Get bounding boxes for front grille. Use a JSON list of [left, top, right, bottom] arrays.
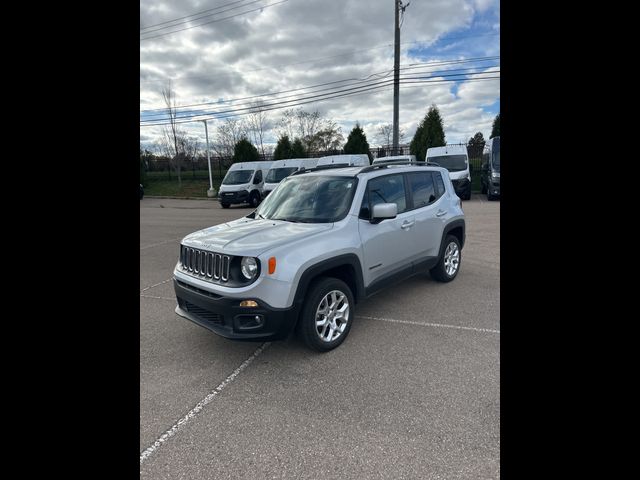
[[180, 246, 231, 283], [181, 300, 224, 325]]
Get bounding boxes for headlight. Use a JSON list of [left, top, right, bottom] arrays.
[[240, 257, 258, 280], [491, 172, 500, 178]]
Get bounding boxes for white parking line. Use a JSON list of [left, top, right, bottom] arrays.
[[140, 278, 172, 293], [140, 238, 182, 251], [140, 294, 175, 301], [140, 342, 271, 466], [357, 315, 500, 334]]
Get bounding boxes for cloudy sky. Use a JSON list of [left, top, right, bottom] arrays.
[[140, 0, 500, 151]]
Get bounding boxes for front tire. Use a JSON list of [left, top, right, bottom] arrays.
[[249, 191, 260, 208], [297, 277, 354, 352], [430, 235, 462, 282], [221, 202, 230, 209]]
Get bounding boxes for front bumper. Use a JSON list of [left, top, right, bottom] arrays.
[[174, 278, 299, 341], [489, 178, 500, 196], [218, 190, 249, 205], [451, 178, 471, 197]]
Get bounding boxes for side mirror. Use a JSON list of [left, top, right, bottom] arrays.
[[371, 203, 397, 224]]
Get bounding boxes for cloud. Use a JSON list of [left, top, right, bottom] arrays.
[[140, 0, 500, 149]]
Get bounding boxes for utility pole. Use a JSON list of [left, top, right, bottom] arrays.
[[393, 0, 409, 155], [202, 119, 215, 197]]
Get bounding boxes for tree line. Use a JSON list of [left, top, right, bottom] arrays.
[[144, 84, 501, 177]]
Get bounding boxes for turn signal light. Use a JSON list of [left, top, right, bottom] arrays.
[[268, 257, 276, 274], [240, 300, 258, 307]]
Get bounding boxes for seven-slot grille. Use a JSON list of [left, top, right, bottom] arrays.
[[180, 245, 231, 282]]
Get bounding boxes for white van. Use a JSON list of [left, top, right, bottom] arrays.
[[425, 145, 471, 200], [316, 154, 370, 168], [371, 154, 416, 165], [218, 161, 273, 208], [262, 158, 319, 199]]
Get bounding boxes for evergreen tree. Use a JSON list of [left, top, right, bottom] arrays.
[[410, 104, 446, 161], [232, 137, 259, 163], [467, 131, 486, 159], [490, 112, 500, 138], [291, 137, 307, 157], [343, 123, 371, 160], [273, 135, 293, 160]]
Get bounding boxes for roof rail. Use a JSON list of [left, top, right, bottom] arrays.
[[357, 160, 441, 174], [290, 164, 352, 175]]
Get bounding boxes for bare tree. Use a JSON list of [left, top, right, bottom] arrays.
[[246, 102, 270, 158], [162, 83, 182, 187], [277, 108, 342, 154], [212, 118, 248, 169], [377, 123, 405, 148], [309, 120, 344, 152]]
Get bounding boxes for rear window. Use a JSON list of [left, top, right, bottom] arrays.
[[433, 172, 446, 198], [409, 172, 436, 208]]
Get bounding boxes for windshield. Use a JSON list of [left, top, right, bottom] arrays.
[[265, 167, 298, 183], [222, 170, 254, 185], [255, 175, 357, 223], [492, 138, 500, 172], [428, 155, 468, 172]]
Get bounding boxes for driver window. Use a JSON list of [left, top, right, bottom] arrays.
[[366, 174, 407, 215]]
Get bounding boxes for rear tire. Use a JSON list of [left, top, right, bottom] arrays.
[[430, 235, 462, 282], [297, 277, 354, 352], [462, 190, 471, 201], [481, 182, 487, 194]]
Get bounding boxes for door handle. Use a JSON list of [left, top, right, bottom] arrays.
[[436, 210, 447, 217], [401, 220, 415, 229]]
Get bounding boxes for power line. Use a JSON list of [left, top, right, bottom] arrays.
[[140, 56, 500, 113], [140, 73, 499, 126], [141, 76, 499, 127], [140, 0, 290, 41], [141, 0, 255, 31], [141, 65, 499, 119], [140, 0, 265, 35]]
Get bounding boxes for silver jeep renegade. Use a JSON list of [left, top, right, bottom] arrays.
[[174, 163, 465, 351]]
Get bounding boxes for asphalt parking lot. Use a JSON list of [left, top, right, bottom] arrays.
[[140, 194, 500, 479]]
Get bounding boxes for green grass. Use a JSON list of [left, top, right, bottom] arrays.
[[471, 172, 482, 193], [144, 178, 222, 197]]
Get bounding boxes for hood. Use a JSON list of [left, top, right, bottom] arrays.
[[219, 183, 250, 192], [182, 218, 333, 256], [449, 170, 469, 180]]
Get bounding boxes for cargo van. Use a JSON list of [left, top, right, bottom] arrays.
[[371, 154, 416, 165], [262, 158, 320, 199], [316, 154, 370, 168], [425, 145, 471, 200], [218, 161, 273, 208], [481, 136, 500, 200]]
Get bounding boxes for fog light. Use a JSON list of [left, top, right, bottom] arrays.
[[240, 300, 258, 307], [235, 314, 264, 330]]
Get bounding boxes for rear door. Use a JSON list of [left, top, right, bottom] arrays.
[[358, 173, 415, 287], [407, 171, 447, 260]]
